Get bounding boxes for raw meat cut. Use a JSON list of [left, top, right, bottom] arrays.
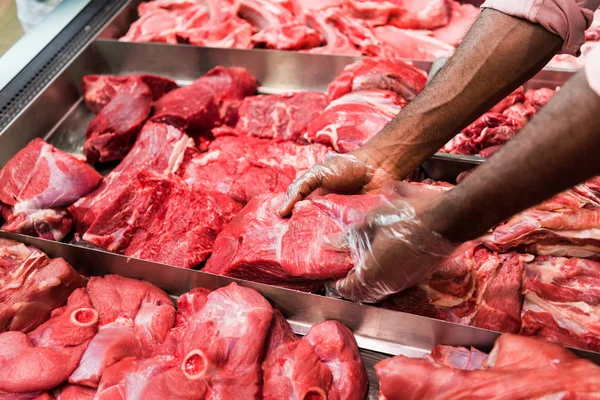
[[95, 283, 274, 400], [69, 275, 176, 387], [238, 0, 294, 30], [0, 288, 98, 393], [120, 5, 210, 44], [441, 88, 556, 156], [0, 239, 86, 333], [69, 121, 194, 235], [376, 334, 600, 400], [431, 1, 479, 46], [520, 256, 600, 352], [305, 9, 362, 56], [251, 22, 322, 50], [1, 207, 73, 242], [204, 193, 381, 292], [426, 345, 488, 370], [0, 139, 102, 213], [327, 58, 428, 101], [176, 16, 254, 49], [84, 78, 153, 164], [233, 92, 328, 141], [263, 314, 368, 400], [81, 74, 177, 113], [54, 385, 96, 400], [382, 245, 529, 333], [152, 66, 257, 133], [81, 171, 241, 268], [306, 89, 405, 153], [179, 134, 329, 204], [373, 26, 455, 60], [344, 0, 403, 26], [390, 0, 452, 30], [0, 138, 101, 240]]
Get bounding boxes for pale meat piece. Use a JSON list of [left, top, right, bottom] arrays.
[[389, 0, 452, 30], [431, 1, 479, 46], [238, 0, 295, 30], [327, 58, 428, 101], [305, 9, 362, 56], [251, 22, 322, 50], [54, 385, 96, 400], [376, 334, 600, 400], [0, 289, 98, 393], [0, 239, 86, 333], [306, 89, 405, 153], [373, 25, 455, 60], [177, 16, 254, 49]]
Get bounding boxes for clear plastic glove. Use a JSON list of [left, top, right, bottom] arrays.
[[279, 151, 388, 216], [330, 197, 460, 304]]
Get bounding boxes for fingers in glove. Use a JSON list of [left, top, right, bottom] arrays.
[[279, 167, 324, 217]]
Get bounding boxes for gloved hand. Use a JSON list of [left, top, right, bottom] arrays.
[[330, 197, 460, 304], [279, 150, 390, 217]]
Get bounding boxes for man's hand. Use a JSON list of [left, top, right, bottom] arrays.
[[331, 197, 458, 303], [279, 150, 392, 216]]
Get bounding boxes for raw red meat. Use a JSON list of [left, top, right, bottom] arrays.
[[389, 0, 452, 30], [176, 16, 254, 49], [376, 334, 600, 400], [263, 315, 368, 400], [0, 239, 86, 333], [251, 22, 322, 50], [234, 92, 328, 141], [69, 121, 194, 235], [84, 78, 153, 164], [305, 9, 362, 56], [69, 275, 176, 387], [426, 345, 488, 370], [374, 25, 455, 60], [238, 0, 294, 30], [0, 288, 98, 393], [382, 246, 529, 333], [344, 0, 403, 26], [327, 58, 428, 102], [120, 6, 210, 44], [81, 74, 177, 114], [306, 89, 405, 153], [204, 193, 380, 292], [0, 139, 102, 213], [81, 171, 241, 268], [431, 1, 479, 46], [0, 139, 101, 240], [520, 256, 600, 352], [152, 66, 257, 133], [488, 87, 525, 113], [1, 207, 73, 242], [54, 385, 96, 400], [179, 134, 328, 204], [95, 283, 274, 400]]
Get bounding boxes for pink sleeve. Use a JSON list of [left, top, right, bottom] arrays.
[[586, 44, 600, 96], [481, 0, 600, 55]]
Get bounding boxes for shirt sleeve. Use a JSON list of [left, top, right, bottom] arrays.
[[586, 43, 600, 96], [481, 0, 600, 55]]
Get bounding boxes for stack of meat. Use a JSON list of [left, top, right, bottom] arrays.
[[120, 0, 479, 60], [376, 334, 600, 399], [439, 86, 556, 157], [0, 239, 368, 399]]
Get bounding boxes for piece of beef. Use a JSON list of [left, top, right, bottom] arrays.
[[0, 239, 86, 333], [69, 275, 176, 388], [327, 58, 428, 102], [177, 16, 254, 49], [84, 79, 153, 164], [69, 121, 194, 235], [305, 9, 362, 56], [306, 90, 405, 153], [389, 0, 452, 30], [234, 92, 328, 141], [1, 207, 73, 242], [431, 1, 479, 46], [81, 74, 177, 113], [204, 193, 380, 292], [179, 134, 328, 204], [238, 0, 294, 30], [0, 289, 98, 393], [373, 25, 455, 60], [81, 171, 241, 268], [251, 22, 322, 50], [376, 334, 600, 400], [54, 385, 96, 400]]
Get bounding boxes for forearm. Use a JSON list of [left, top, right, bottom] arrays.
[[359, 9, 562, 178], [425, 71, 600, 242]]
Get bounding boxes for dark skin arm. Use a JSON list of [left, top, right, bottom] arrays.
[[334, 71, 600, 303], [280, 9, 562, 216]]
